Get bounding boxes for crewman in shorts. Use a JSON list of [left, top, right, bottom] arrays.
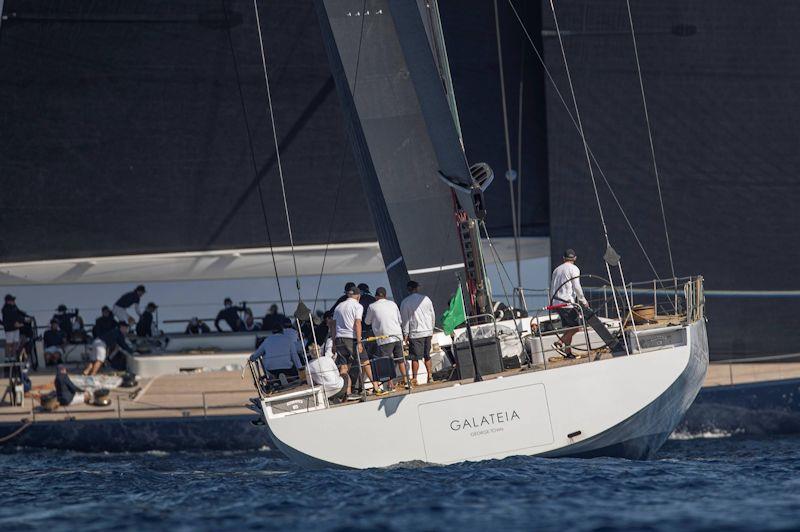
[[400, 280, 436, 385], [331, 285, 383, 397]]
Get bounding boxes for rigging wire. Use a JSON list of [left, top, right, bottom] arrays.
[[251, 0, 302, 303], [505, 0, 664, 281], [624, 0, 676, 280], [221, 0, 285, 313], [312, 0, 368, 312], [492, 0, 522, 291]]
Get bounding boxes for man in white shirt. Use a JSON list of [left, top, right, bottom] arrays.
[[365, 287, 408, 390], [331, 286, 382, 396], [550, 249, 588, 358], [249, 318, 305, 380], [307, 344, 348, 404], [400, 280, 435, 385]]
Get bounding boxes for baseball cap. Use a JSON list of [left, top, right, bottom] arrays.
[[4, 294, 15, 302], [344, 282, 356, 292], [563, 249, 577, 260], [346, 286, 361, 296], [357, 283, 370, 293]]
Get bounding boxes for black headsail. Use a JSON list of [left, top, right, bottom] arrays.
[[313, 0, 478, 317]]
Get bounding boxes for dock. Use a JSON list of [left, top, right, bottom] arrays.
[[3, 360, 800, 451]]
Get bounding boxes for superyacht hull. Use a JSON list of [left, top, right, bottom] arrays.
[[258, 319, 708, 469]]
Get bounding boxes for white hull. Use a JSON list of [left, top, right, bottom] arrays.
[[258, 320, 708, 469]]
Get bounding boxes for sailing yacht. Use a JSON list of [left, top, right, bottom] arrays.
[[249, 0, 708, 469]]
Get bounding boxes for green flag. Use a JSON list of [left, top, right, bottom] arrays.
[[441, 285, 466, 335]]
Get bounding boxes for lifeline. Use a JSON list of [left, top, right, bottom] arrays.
[[450, 410, 521, 431]]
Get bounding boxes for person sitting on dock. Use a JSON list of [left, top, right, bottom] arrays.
[[365, 287, 408, 390], [185, 317, 211, 335], [113, 285, 146, 325], [550, 248, 589, 359], [242, 309, 261, 332], [84, 321, 133, 376], [261, 304, 285, 332], [43, 319, 67, 366], [215, 298, 244, 332], [332, 285, 383, 397], [92, 306, 117, 339], [55, 364, 87, 406], [307, 344, 348, 404], [400, 280, 436, 386], [135, 302, 159, 337], [249, 318, 305, 382]]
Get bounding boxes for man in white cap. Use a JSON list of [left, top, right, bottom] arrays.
[[550, 249, 588, 358]]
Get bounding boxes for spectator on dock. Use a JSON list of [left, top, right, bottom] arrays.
[[215, 298, 244, 332], [113, 285, 146, 325], [43, 319, 67, 366], [136, 302, 159, 337], [261, 304, 285, 332], [242, 309, 261, 332], [2, 294, 28, 358], [55, 365, 87, 406], [52, 304, 74, 340], [92, 306, 116, 339], [249, 318, 304, 380], [185, 317, 211, 335], [84, 321, 133, 376], [307, 344, 348, 404]]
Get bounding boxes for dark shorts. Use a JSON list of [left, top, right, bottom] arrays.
[[335, 337, 368, 365], [379, 341, 404, 362], [407, 336, 432, 361], [556, 307, 580, 328]]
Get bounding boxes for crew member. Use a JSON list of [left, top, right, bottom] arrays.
[[307, 344, 348, 404], [185, 317, 211, 334], [84, 321, 133, 376], [331, 285, 382, 396], [52, 304, 74, 340], [113, 285, 146, 324], [242, 309, 260, 332], [365, 287, 408, 390], [136, 302, 159, 337], [55, 365, 88, 406], [215, 298, 244, 332], [550, 248, 588, 359], [92, 306, 117, 338], [249, 318, 304, 380], [43, 319, 67, 366], [400, 280, 435, 386]]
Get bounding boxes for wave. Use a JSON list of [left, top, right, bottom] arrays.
[[669, 428, 743, 440]]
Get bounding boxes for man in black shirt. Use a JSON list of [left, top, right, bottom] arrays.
[[136, 302, 158, 337], [52, 304, 74, 340], [55, 365, 86, 406], [2, 294, 27, 357], [215, 298, 244, 332], [85, 321, 133, 375], [113, 285, 146, 325], [43, 319, 66, 366], [261, 304, 286, 332], [92, 306, 117, 338], [185, 317, 211, 335]]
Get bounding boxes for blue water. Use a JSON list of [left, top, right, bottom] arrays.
[[3, 435, 800, 531]]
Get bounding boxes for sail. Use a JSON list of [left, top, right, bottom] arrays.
[[314, 0, 475, 315]]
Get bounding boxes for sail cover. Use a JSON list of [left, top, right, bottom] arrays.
[[542, 0, 800, 359], [314, 0, 474, 315]]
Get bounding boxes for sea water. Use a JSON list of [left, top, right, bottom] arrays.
[[2, 434, 799, 531]]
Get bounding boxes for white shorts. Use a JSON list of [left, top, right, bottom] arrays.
[[45, 346, 64, 355], [5, 330, 19, 343], [112, 305, 130, 322], [91, 339, 107, 362]]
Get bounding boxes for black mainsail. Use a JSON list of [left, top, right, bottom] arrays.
[[314, 0, 478, 316]]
